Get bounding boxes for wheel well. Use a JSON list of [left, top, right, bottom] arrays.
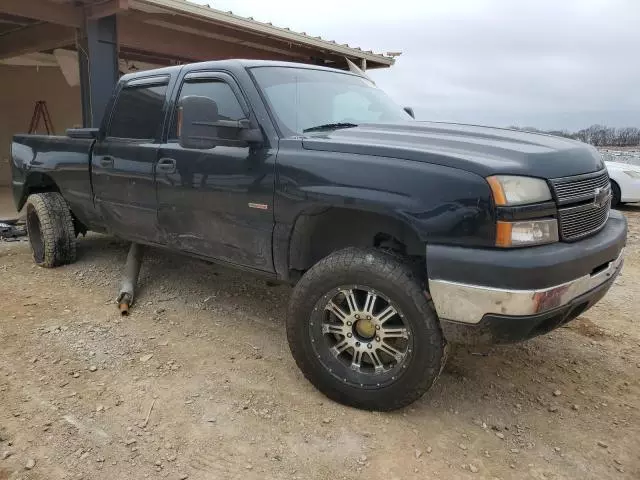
[[289, 208, 424, 273], [22, 174, 87, 236], [21, 173, 59, 205]]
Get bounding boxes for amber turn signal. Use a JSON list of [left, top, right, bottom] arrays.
[[496, 221, 513, 247], [486, 176, 507, 206]]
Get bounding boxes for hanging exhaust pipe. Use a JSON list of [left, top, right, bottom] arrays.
[[116, 243, 144, 315]]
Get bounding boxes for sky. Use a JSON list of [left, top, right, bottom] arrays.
[[193, 0, 639, 131]]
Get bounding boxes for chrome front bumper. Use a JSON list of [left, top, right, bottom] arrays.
[[428, 250, 624, 324]]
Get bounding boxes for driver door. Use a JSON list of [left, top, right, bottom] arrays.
[[155, 71, 276, 271]]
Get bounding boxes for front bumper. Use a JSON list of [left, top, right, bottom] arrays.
[[427, 210, 627, 344]]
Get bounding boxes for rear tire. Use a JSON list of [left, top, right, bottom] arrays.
[[287, 247, 446, 411], [611, 181, 621, 209], [25, 192, 76, 268]]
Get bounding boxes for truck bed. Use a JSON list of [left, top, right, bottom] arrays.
[[11, 134, 101, 230]]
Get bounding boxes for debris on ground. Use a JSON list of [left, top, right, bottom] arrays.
[[0, 221, 27, 241]]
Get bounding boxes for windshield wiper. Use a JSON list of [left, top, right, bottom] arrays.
[[302, 122, 358, 133]]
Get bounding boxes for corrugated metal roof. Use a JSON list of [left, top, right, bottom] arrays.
[[132, 0, 397, 67]]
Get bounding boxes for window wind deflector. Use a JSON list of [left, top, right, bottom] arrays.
[[126, 75, 170, 88], [302, 123, 358, 133]]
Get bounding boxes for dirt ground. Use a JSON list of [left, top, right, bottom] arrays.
[[1, 208, 639, 480]]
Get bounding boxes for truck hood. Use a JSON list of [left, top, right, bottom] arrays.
[[301, 122, 604, 179]]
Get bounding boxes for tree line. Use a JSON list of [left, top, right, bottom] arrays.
[[508, 125, 640, 147]]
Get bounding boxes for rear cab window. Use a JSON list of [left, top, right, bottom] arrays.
[[107, 77, 169, 140]]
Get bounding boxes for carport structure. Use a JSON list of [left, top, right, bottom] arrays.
[[0, 0, 395, 195]]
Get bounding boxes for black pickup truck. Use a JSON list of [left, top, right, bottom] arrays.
[[11, 60, 627, 410]]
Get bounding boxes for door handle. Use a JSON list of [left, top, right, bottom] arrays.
[[157, 158, 177, 174], [99, 156, 114, 168]]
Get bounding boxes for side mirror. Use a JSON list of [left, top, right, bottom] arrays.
[[179, 95, 220, 150], [403, 107, 415, 119], [179, 95, 262, 149]]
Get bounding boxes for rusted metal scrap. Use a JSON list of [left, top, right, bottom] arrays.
[[116, 243, 144, 315]]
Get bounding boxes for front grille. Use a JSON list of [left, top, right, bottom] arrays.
[[550, 169, 611, 241], [557, 198, 611, 240], [551, 170, 610, 205]]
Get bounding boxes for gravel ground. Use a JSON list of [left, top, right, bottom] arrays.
[[0, 207, 639, 480]]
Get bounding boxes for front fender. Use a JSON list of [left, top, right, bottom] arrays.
[[275, 140, 495, 247]]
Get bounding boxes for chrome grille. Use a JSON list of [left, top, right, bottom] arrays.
[[551, 170, 610, 205], [557, 198, 611, 240], [550, 169, 611, 241]]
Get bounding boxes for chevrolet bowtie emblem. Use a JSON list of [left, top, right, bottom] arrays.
[[593, 186, 610, 208]]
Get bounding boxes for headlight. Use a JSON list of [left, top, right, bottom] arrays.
[[487, 176, 552, 206], [496, 219, 559, 247], [624, 170, 640, 179]]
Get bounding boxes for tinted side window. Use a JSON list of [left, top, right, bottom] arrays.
[[169, 80, 245, 139], [108, 84, 167, 139]]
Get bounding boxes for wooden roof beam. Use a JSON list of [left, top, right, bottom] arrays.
[[1, 0, 82, 28], [88, 0, 130, 20], [0, 22, 75, 60], [1, 0, 130, 27], [118, 16, 292, 62]]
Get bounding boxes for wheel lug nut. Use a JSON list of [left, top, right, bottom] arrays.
[[355, 314, 360, 320], [346, 321, 352, 326], [367, 315, 371, 320], [375, 336, 380, 342], [367, 343, 372, 349], [347, 333, 352, 338], [375, 325, 380, 330], [355, 342, 360, 347]]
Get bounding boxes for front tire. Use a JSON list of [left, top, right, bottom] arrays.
[[611, 181, 621, 209], [25, 192, 76, 268], [287, 248, 446, 411]]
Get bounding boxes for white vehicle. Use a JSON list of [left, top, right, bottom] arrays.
[[605, 161, 640, 207]]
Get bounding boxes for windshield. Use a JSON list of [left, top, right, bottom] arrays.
[[251, 66, 413, 136]]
